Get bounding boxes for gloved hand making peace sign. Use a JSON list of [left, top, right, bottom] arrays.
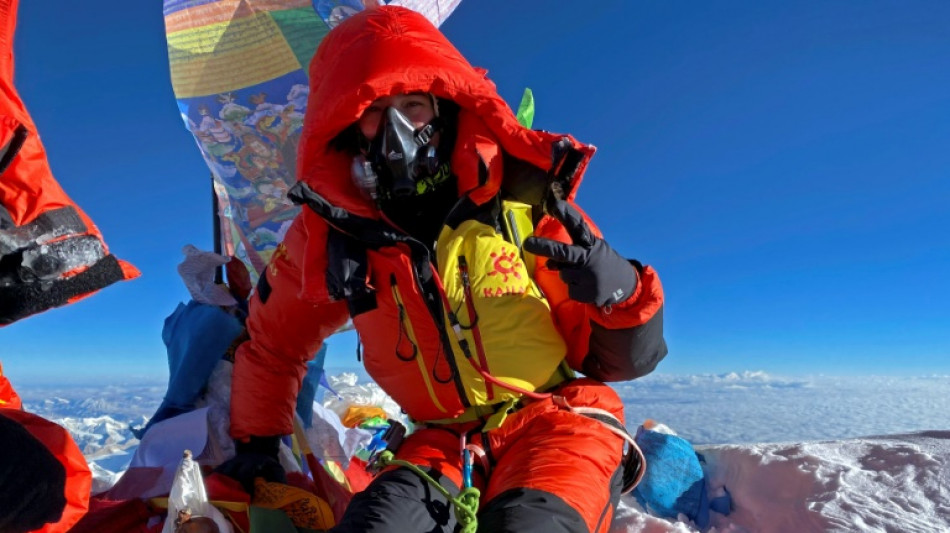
[[523, 197, 638, 308]]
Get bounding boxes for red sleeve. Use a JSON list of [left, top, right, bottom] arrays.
[[230, 215, 348, 440], [0, 362, 22, 409], [0, 1, 137, 326]]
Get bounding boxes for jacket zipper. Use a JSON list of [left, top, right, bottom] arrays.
[[421, 265, 470, 407], [378, 197, 475, 409], [395, 236, 470, 408]]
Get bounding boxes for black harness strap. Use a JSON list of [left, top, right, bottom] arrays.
[[288, 181, 403, 250], [326, 228, 377, 317]]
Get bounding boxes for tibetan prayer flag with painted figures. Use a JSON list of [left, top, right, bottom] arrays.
[[163, 0, 461, 283]]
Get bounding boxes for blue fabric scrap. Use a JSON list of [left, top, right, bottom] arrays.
[[632, 427, 731, 530], [132, 301, 243, 438], [295, 344, 329, 428]]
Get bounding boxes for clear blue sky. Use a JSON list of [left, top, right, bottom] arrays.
[[3, 1, 949, 381]]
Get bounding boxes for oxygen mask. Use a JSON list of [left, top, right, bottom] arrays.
[[351, 106, 444, 202]]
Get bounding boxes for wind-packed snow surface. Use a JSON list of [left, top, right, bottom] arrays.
[[613, 431, 950, 532], [18, 372, 950, 532]]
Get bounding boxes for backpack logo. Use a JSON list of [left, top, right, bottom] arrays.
[[482, 246, 527, 297], [268, 243, 289, 277], [487, 248, 522, 283]]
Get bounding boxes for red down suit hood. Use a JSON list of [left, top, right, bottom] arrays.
[[296, 6, 595, 217]]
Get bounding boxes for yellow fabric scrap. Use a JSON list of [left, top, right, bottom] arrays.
[[341, 405, 389, 428], [252, 479, 335, 530]]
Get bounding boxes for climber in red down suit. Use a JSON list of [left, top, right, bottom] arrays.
[[222, 6, 668, 532]]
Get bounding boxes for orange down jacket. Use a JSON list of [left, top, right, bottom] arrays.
[[230, 6, 666, 440]]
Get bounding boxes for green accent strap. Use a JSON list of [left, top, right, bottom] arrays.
[[423, 402, 501, 426], [481, 396, 518, 432], [375, 450, 481, 533], [516, 88, 535, 129]]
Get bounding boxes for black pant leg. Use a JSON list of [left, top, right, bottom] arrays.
[[330, 466, 460, 533], [476, 466, 623, 533]]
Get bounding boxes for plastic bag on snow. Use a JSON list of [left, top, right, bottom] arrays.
[[162, 450, 232, 533]]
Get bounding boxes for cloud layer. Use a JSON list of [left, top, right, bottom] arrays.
[[613, 372, 950, 445], [19, 372, 950, 447]]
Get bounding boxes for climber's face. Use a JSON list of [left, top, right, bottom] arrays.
[[359, 93, 435, 140]]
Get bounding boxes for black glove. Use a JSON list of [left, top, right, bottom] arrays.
[[0, 413, 67, 533], [523, 198, 637, 307], [215, 435, 287, 495]]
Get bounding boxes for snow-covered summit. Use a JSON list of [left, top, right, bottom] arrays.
[[613, 431, 950, 532], [12, 373, 950, 532]]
